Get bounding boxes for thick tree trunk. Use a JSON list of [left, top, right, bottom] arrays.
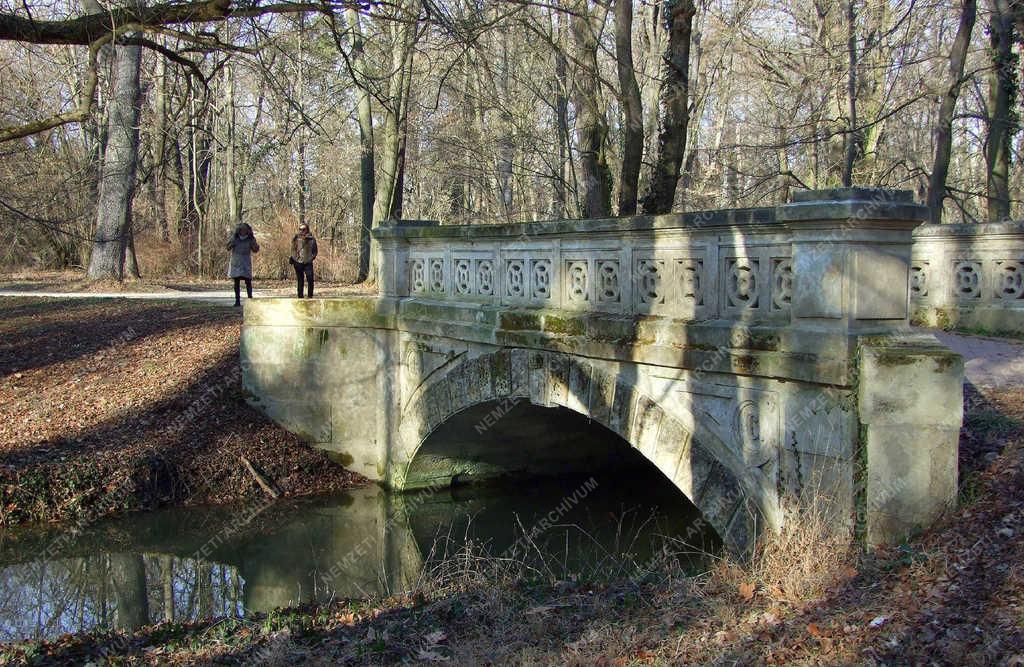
[[348, 7, 375, 284], [614, 0, 643, 216], [370, 15, 414, 281], [641, 0, 696, 215], [986, 0, 1015, 222], [927, 0, 976, 224], [571, 3, 612, 218], [86, 38, 143, 280], [153, 52, 170, 241]]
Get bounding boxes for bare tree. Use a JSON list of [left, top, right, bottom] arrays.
[[641, 0, 696, 215], [927, 0, 977, 224], [614, 0, 643, 215], [86, 37, 143, 280]]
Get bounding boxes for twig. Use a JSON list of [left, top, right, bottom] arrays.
[[240, 455, 280, 499]]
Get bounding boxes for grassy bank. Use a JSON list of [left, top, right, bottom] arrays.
[[0, 297, 366, 527], [2, 387, 1022, 664]]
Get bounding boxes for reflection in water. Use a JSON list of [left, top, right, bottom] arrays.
[[0, 470, 718, 643]]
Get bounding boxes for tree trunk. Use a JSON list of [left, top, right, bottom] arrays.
[[296, 12, 307, 229], [367, 14, 415, 281], [553, 7, 569, 218], [641, 0, 696, 215], [86, 38, 143, 280], [927, 0, 977, 224], [348, 7, 375, 284], [110, 553, 149, 631], [571, 2, 612, 218], [986, 0, 1015, 222], [124, 226, 141, 278], [842, 0, 858, 188], [153, 52, 170, 241], [614, 0, 644, 216]]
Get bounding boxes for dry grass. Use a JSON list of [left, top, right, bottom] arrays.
[[710, 505, 856, 605]]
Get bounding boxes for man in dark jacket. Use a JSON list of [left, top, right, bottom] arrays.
[[290, 223, 318, 298]]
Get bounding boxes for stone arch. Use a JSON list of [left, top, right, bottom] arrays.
[[391, 348, 763, 554]]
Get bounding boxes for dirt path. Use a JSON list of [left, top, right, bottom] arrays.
[[0, 289, 242, 305], [932, 330, 1024, 388]]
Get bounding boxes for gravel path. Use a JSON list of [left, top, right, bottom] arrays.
[[931, 330, 1024, 388], [0, 289, 254, 306]]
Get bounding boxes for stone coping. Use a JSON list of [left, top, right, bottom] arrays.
[[374, 189, 929, 241], [912, 221, 1024, 238], [373, 207, 777, 240]]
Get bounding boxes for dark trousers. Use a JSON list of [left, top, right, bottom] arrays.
[[294, 261, 314, 298], [233, 277, 252, 304]]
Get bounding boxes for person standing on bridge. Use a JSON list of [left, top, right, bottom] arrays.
[[227, 222, 260, 307], [290, 223, 318, 298]]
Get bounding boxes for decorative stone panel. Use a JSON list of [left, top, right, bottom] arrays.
[[724, 257, 761, 312], [910, 261, 929, 299], [994, 260, 1023, 300], [952, 259, 982, 300], [770, 258, 793, 311]]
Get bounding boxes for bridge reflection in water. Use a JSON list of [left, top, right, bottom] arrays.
[[0, 462, 716, 642]]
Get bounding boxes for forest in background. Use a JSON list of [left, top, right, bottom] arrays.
[[0, 0, 1017, 281]]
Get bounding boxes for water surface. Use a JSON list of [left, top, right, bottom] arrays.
[[0, 470, 717, 642]]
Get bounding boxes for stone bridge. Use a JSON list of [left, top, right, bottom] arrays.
[[242, 188, 970, 554]]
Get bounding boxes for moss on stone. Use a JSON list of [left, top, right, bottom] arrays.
[[871, 351, 919, 367], [934, 307, 954, 331], [499, 312, 541, 331], [542, 314, 585, 336], [327, 451, 355, 467]]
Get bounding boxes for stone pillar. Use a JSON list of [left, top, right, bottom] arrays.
[[377, 233, 409, 298], [375, 220, 439, 298], [858, 339, 963, 546], [778, 188, 927, 332], [778, 188, 962, 546]]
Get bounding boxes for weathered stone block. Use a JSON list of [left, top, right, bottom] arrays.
[[858, 338, 963, 546], [793, 249, 844, 319], [859, 341, 963, 428], [853, 249, 909, 320], [510, 348, 529, 396]]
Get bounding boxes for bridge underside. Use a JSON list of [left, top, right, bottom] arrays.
[[405, 400, 650, 488]]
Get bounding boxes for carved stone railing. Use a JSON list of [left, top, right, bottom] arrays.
[[911, 222, 1024, 335], [376, 188, 927, 334]]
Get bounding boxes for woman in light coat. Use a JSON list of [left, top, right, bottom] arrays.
[[227, 223, 260, 307]]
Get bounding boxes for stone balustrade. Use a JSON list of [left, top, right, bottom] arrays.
[[376, 188, 927, 335], [911, 221, 1024, 336]]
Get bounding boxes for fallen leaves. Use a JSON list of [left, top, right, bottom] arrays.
[[0, 297, 367, 527]]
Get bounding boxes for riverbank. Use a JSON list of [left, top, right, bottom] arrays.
[[2, 382, 1022, 663], [0, 297, 367, 527]]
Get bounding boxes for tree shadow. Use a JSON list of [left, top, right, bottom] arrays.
[[0, 297, 237, 378]]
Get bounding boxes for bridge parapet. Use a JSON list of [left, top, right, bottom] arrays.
[[911, 221, 1024, 335], [376, 188, 926, 334]]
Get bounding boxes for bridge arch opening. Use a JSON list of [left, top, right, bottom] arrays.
[[395, 351, 763, 554], [404, 398, 723, 564]]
